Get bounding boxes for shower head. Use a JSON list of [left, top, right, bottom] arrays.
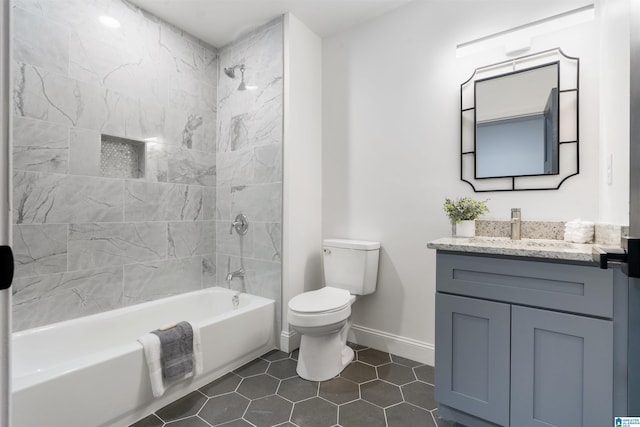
[[224, 67, 237, 78], [223, 64, 244, 79], [224, 64, 248, 91]]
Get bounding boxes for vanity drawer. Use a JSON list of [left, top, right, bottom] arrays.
[[436, 253, 613, 318]]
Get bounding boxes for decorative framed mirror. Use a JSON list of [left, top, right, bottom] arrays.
[[460, 48, 579, 192]]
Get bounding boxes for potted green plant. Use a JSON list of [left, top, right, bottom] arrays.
[[443, 197, 489, 237]]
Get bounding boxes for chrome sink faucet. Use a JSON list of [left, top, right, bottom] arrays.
[[511, 208, 522, 240]]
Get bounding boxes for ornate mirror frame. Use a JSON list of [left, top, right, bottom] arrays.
[[460, 48, 579, 192]]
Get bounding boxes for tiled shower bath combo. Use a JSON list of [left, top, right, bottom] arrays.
[[10, 0, 283, 331]]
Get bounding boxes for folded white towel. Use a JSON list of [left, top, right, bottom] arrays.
[[138, 322, 203, 398]]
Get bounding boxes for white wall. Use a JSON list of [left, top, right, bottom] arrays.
[[322, 0, 618, 364], [281, 14, 323, 351], [598, 0, 630, 225]]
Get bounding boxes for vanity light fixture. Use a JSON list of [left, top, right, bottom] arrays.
[[98, 15, 121, 29], [456, 4, 594, 57]]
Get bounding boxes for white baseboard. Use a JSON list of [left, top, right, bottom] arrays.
[[279, 329, 300, 353], [348, 324, 434, 366]]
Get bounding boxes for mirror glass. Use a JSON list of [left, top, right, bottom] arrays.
[[474, 63, 559, 179]]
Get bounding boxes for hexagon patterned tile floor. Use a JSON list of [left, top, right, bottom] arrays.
[[130, 344, 463, 427]]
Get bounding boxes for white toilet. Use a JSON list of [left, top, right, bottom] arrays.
[[287, 238, 380, 381]]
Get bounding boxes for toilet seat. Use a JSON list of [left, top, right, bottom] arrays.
[[288, 287, 354, 328], [289, 287, 351, 313]]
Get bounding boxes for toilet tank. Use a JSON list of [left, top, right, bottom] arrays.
[[323, 239, 380, 295]]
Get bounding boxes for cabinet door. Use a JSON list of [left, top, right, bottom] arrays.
[[435, 293, 510, 426], [511, 306, 613, 427]]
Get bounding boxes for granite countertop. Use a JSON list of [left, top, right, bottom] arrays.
[[427, 236, 601, 263]]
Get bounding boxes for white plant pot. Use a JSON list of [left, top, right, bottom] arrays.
[[455, 220, 476, 237]]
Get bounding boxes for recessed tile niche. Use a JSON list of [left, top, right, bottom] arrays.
[[100, 135, 146, 179]]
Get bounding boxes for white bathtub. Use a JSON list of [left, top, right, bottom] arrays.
[[11, 287, 276, 427]]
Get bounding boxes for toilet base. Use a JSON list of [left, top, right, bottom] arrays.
[[295, 320, 354, 381]]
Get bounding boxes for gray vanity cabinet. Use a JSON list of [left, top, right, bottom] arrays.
[[510, 306, 612, 427], [436, 293, 510, 426], [435, 253, 613, 427]]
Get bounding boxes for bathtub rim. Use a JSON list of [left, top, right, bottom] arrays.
[[12, 287, 275, 392]]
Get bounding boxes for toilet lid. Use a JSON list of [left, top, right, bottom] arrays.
[[288, 287, 351, 313]]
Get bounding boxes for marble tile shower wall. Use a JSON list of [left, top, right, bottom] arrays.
[[10, 0, 218, 331], [215, 19, 283, 330]]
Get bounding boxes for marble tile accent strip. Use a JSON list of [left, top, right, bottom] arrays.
[[12, 266, 123, 332], [68, 222, 167, 271], [13, 224, 67, 278], [168, 221, 215, 258], [123, 256, 203, 306], [13, 117, 68, 174], [125, 181, 203, 222], [476, 220, 566, 240], [14, 171, 124, 224]]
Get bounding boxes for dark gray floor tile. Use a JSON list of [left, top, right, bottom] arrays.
[[130, 414, 163, 427], [390, 354, 422, 368], [274, 423, 297, 427], [347, 342, 368, 351], [402, 381, 437, 410], [414, 364, 435, 384], [319, 377, 360, 405], [291, 397, 338, 427], [339, 400, 386, 427], [340, 362, 377, 384], [199, 393, 249, 426], [234, 358, 269, 377], [262, 349, 290, 362], [268, 358, 299, 379], [164, 416, 210, 427], [385, 402, 436, 427], [360, 379, 403, 408], [357, 349, 391, 366], [290, 349, 299, 360], [278, 377, 319, 402], [199, 372, 242, 397], [244, 395, 293, 427], [217, 419, 254, 427], [377, 363, 416, 385], [237, 373, 280, 399], [156, 391, 207, 422]]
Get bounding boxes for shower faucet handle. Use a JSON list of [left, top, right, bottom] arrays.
[[230, 214, 249, 235]]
